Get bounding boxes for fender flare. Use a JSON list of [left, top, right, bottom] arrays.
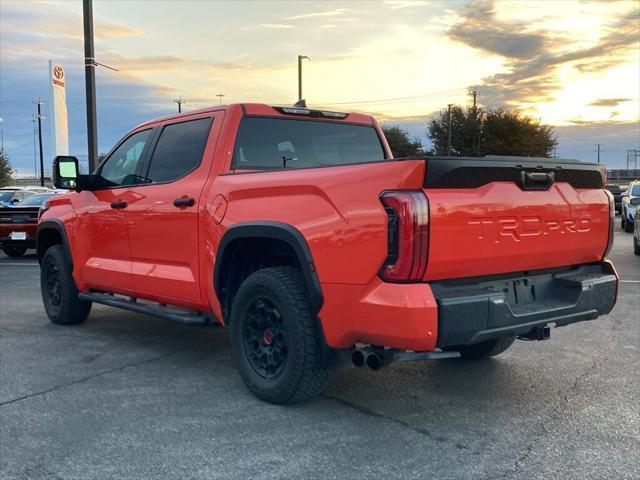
[[214, 221, 323, 312], [36, 219, 72, 268]]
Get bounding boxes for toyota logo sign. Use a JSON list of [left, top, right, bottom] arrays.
[[54, 66, 64, 80]]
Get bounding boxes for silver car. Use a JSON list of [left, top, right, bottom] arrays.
[[621, 181, 639, 233]]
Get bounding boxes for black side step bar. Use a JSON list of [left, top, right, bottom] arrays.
[[78, 292, 214, 326]]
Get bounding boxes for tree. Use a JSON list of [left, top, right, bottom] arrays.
[[0, 151, 14, 187], [381, 125, 423, 158], [427, 106, 557, 157]]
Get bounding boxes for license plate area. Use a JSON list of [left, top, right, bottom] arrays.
[[9, 231, 27, 241]]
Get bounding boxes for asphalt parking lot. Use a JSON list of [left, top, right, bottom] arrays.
[[1, 228, 638, 480]]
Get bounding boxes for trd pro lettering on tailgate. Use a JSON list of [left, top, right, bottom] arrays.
[[468, 215, 591, 243]]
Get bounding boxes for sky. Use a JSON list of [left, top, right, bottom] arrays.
[[0, 0, 638, 175]]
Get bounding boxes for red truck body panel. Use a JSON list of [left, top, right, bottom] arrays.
[[39, 103, 615, 353], [424, 183, 610, 281]]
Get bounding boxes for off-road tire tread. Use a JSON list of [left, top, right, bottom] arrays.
[[41, 245, 91, 325], [230, 267, 331, 404]]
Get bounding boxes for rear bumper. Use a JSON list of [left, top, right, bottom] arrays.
[[431, 261, 618, 348], [319, 261, 617, 351]]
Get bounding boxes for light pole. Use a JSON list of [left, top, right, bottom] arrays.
[[447, 103, 453, 157], [34, 100, 46, 187], [0, 117, 3, 152], [298, 55, 310, 101], [83, 0, 98, 172]]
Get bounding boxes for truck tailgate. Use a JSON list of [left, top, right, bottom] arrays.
[[422, 157, 609, 281]]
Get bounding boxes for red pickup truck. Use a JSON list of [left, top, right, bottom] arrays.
[[38, 103, 618, 404]]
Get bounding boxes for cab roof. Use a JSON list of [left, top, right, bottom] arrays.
[[134, 103, 376, 130]]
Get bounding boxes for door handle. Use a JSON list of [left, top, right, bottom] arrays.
[[110, 200, 127, 209], [173, 197, 195, 207]]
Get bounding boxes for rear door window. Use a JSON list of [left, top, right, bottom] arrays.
[[146, 118, 212, 183], [232, 117, 386, 170]]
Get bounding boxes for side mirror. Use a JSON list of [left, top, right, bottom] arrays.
[[11, 198, 20, 204], [53, 156, 79, 189]]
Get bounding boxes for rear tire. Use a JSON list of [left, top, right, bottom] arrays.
[[40, 245, 92, 325], [625, 220, 634, 233], [2, 246, 27, 257], [448, 336, 516, 360], [230, 267, 332, 404]]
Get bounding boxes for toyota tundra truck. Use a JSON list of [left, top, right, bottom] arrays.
[[38, 103, 618, 404]]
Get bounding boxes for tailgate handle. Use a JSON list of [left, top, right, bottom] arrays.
[[520, 171, 555, 191]]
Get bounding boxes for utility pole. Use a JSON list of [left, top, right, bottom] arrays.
[[83, 0, 98, 173], [216, 93, 226, 105], [447, 103, 453, 157], [468, 86, 479, 154], [32, 118, 38, 178], [298, 55, 310, 101], [0, 117, 3, 151], [596, 144, 602, 164], [173, 97, 184, 113], [34, 100, 45, 187], [468, 86, 478, 111]]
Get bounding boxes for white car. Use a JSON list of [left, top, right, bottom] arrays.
[[621, 181, 639, 233], [0, 185, 52, 194]]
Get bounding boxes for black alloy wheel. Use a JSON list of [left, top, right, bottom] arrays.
[[242, 297, 289, 379]]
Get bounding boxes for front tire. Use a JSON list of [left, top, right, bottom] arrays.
[[230, 267, 332, 404], [448, 336, 516, 360], [40, 245, 92, 325], [3, 246, 27, 257]]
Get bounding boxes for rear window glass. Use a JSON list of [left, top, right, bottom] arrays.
[[631, 184, 640, 196], [232, 117, 386, 170]]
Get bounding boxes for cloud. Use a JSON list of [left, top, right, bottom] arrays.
[[286, 8, 347, 20], [260, 23, 293, 29], [384, 1, 429, 9], [95, 23, 146, 39], [447, 0, 640, 105], [447, 0, 554, 59], [589, 98, 633, 107]]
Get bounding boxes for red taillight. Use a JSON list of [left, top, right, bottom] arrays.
[[603, 189, 615, 259], [379, 190, 429, 282]]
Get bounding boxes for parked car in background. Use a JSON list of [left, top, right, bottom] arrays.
[[0, 189, 36, 207], [634, 205, 640, 255], [0, 185, 52, 194], [0, 192, 58, 257], [621, 181, 640, 233], [605, 184, 626, 213]]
